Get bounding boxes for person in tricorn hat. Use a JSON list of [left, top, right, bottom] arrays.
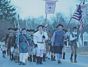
[[33, 25, 48, 64], [26, 29, 35, 62], [69, 27, 78, 63], [19, 28, 29, 65], [51, 24, 65, 64], [5, 28, 16, 60]]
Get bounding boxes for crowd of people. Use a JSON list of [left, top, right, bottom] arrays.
[[0, 24, 79, 65]]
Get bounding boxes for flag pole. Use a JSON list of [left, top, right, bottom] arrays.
[[45, 12, 48, 23], [79, 0, 85, 46], [17, 14, 20, 48], [26, 20, 28, 30], [67, 17, 72, 29], [80, 19, 84, 46]]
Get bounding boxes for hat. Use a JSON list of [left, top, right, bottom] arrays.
[[37, 25, 44, 28], [56, 24, 64, 28], [22, 28, 26, 31], [27, 29, 35, 32], [8, 28, 12, 30], [73, 27, 77, 29]]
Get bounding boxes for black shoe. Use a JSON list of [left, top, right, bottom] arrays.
[[52, 58, 56, 61], [74, 54, 77, 63], [2, 55, 5, 58], [19, 62, 23, 65], [58, 60, 61, 64], [28, 57, 30, 61], [51, 55, 56, 61], [39, 57, 43, 64], [10, 58, 13, 61], [70, 58, 73, 63], [28, 55, 32, 62], [33, 55, 36, 62], [22, 63, 26, 65], [74, 60, 77, 63], [70, 53, 73, 63], [62, 52, 65, 59], [36, 57, 40, 64], [43, 54, 46, 62]]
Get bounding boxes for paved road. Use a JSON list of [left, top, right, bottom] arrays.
[[0, 49, 88, 67]]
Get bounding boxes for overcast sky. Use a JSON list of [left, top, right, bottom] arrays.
[[11, 0, 80, 19]]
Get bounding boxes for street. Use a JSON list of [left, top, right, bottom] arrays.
[[0, 49, 88, 67], [0, 0, 88, 67]]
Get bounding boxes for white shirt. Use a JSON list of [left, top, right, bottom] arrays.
[[33, 31, 48, 44], [33, 31, 48, 49], [70, 32, 77, 41]]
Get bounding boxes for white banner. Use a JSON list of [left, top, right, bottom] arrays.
[[45, 1, 56, 14]]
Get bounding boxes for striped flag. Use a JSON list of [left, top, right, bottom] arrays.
[[45, 1, 56, 14], [72, 4, 82, 21]]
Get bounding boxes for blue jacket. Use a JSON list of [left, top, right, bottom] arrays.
[[52, 30, 65, 46], [19, 34, 28, 53]]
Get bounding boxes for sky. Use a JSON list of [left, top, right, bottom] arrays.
[[11, 0, 80, 19]]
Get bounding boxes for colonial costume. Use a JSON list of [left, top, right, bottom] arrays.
[[33, 25, 48, 64], [69, 27, 78, 63], [51, 24, 65, 63]]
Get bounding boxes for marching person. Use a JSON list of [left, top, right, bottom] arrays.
[[19, 28, 29, 65], [51, 36, 56, 61], [43, 26, 49, 61], [27, 29, 35, 62], [29, 29, 36, 62], [14, 28, 20, 63], [69, 27, 78, 63], [62, 29, 68, 60], [51, 24, 65, 64], [1, 41, 7, 58], [5, 28, 16, 60], [1, 35, 7, 58], [13, 46, 19, 63], [33, 25, 48, 64], [10, 46, 14, 60]]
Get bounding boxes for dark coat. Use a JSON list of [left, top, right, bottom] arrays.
[[19, 34, 29, 53]]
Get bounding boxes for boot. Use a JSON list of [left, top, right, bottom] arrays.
[[53, 56, 56, 61], [43, 54, 46, 62], [62, 52, 65, 59], [28, 55, 32, 62], [39, 57, 43, 64], [51, 55, 53, 61], [74, 54, 77, 63], [10, 54, 14, 61], [33, 55, 36, 62], [3, 54, 5, 58], [58, 60, 61, 64], [28, 56, 30, 61], [51, 55, 55, 61], [70, 53, 73, 62], [36, 56, 40, 64]]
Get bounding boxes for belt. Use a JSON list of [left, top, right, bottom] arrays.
[[37, 42, 44, 44]]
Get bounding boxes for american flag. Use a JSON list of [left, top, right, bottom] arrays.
[[72, 4, 83, 31], [72, 4, 82, 21]]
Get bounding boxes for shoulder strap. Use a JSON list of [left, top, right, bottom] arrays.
[[22, 34, 30, 46], [70, 32, 74, 37]]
